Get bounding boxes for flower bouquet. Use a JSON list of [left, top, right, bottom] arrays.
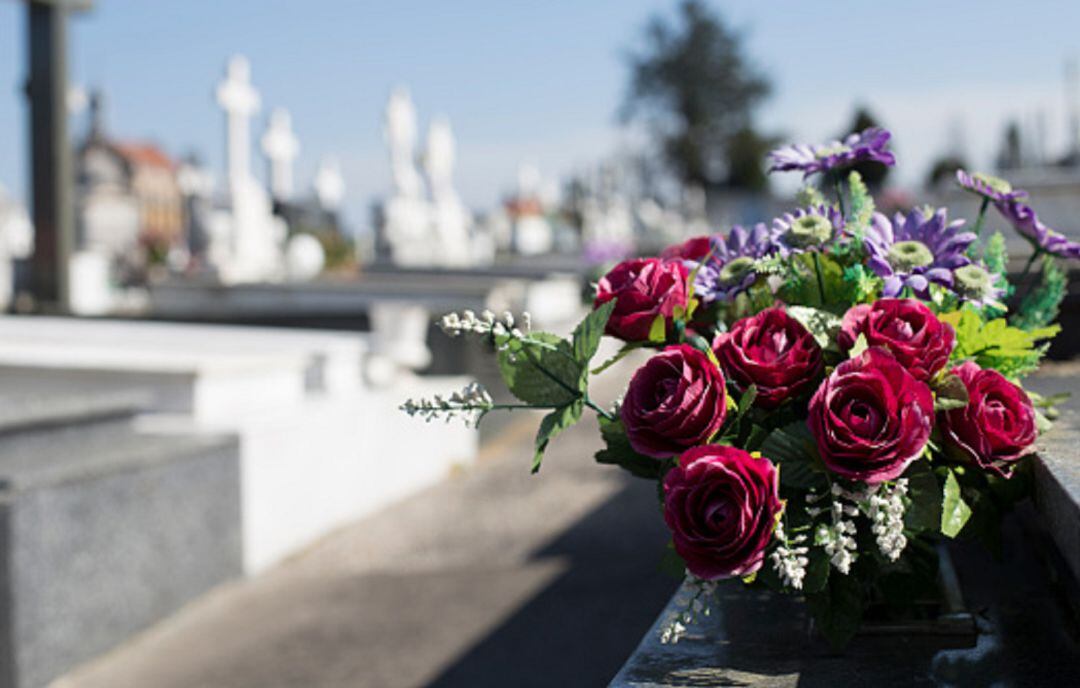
[[402, 128, 1075, 649]]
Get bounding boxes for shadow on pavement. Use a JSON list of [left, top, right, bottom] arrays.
[[426, 474, 679, 688]]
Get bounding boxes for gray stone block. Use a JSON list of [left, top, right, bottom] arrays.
[[0, 393, 242, 688]]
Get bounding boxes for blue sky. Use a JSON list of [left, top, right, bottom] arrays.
[[2, 0, 1080, 227]]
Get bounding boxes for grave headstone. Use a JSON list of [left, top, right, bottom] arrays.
[[425, 116, 477, 267], [261, 107, 300, 202], [0, 391, 241, 688], [214, 56, 286, 283]]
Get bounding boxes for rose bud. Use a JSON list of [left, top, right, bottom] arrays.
[[714, 307, 824, 409], [837, 298, 955, 383], [940, 361, 1037, 477], [663, 445, 783, 580], [809, 348, 934, 484], [660, 235, 713, 262], [622, 344, 727, 458], [594, 258, 689, 342]]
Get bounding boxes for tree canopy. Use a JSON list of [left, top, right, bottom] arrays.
[[621, 1, 772, 193]]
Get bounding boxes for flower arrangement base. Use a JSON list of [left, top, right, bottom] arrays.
[[806, 544, 979, 654]]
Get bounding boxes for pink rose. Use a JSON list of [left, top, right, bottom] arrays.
[[663, 445, 783, 580], [660, 235, 712, 262], [809, 348, 934, 483], [622, 344, 727, 458], [594, 258, 689, 342], [837, 298, 955, 383], [940, 361, 1037, 477], [714, 307, 824, 409]]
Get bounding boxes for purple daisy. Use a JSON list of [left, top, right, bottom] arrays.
[[955, 169, 1028, 203], [864, 208, 976, 297], [771, 204, 844, 255], [995, 200, 1080, 260], [951, 263, 1007, 309], [768, 127, 896, 179], [692, 223, 778, 302]]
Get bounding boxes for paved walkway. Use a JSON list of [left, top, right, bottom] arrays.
[[54, 371, 677, 688]]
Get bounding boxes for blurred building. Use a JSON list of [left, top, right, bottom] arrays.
[[76, 92, 184, 274]]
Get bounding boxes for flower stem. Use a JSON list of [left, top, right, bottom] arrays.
[[488, 403, 558, 411], [812, 251, 828, 305], [971, 197, 990, 240], [833, 176, 846, 217], [1015, 248, 1045, 304], [584, 397, 615, 421], [1019, 248, 1043, 283]]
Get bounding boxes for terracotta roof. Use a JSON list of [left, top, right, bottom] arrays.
[[113, 142, 175, 170], [505, 196, 544, 217]]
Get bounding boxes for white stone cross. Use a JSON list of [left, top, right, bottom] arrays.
[[261, 108, 300, 201], [216, 55, 261, 195], [313, 156, 345, 211]]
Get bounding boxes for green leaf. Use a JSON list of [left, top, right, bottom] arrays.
[[648, 313, 667, 343], [590, 341, 646, 375], [903, 460, 942, 532], [497, 333, 582, 406], [777, 252, 846, 307], [933, 373, 970, 412], [846, 170, 875, 237], [941, 468, 972, 538], [940, 308, 1059, 379], [961, 486, 1003, 557], [802, 546, 831, 594], [760, 420, 828, 489], [983, 231, 1009, 274], [744, 423, 771, 452], [841, 264, 882, 304], [848, 333, 869, 359], [786, 305, 842, 351], [658, 541, 687, 580], [594, 415, 666, 479], [532, 400, 583, 472], [796, 185, 828, 207], [1011, 256, 1066, 332], [573, 299, 616, 365], [806, 570, 864, 650], [737, 384, 758, 417]]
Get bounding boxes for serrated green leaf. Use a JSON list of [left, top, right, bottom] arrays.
[[737, 384, 758, 417], [760, 421, 828, 489], [802, 546, 830, 594], [841, 264, 882, 304], [845, 170, 875, 243], [648, 313, 667, 343], [786, 304, 842, 352], [497, 333, 582, 406], [744, 423, 771, 452], [940, 308, 1059, 379], [532, 400, 583, 472], [903, 460, 942, 532], [787, 305, 843, 351], [941, 469, 972, 538], [1012, 256, 1066, 332], [573, 299, 616, 365], [594, 415, 665, 479]]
